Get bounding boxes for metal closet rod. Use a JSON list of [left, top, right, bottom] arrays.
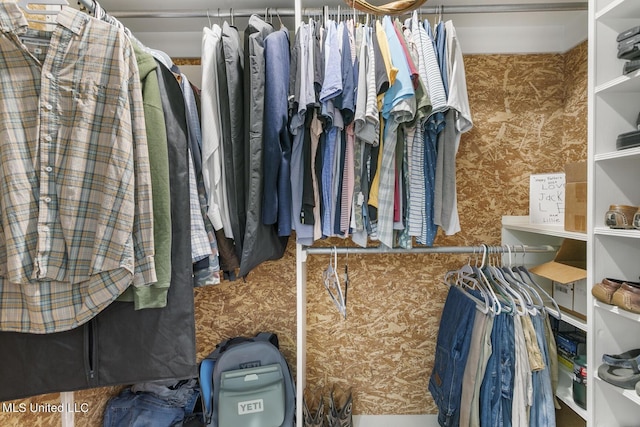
[[302, 244, 557, 255], [76, 2, 587, 19]]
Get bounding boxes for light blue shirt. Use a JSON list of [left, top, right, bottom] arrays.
[[381, 16, 415, 121]]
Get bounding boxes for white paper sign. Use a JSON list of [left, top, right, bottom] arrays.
[[529, 173, 565, 225]]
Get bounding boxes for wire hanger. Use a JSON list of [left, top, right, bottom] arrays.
[[322, 247, 347, 319], [343, 249, 349, 317]]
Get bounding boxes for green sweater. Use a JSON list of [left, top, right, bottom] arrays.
[[118, 41, 173, 309]]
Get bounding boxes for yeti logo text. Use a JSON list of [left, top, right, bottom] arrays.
[[238, 399, 264, 415]]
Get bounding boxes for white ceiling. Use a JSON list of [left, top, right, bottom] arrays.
[[86, 0, 588, 57]]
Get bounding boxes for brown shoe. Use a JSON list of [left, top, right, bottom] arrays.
[[592, 278, 626, 304], [612, 282, 640, 314], [605, 205, 639, 229]]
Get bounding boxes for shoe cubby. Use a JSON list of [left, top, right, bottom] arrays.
[[592, 376, 640, 426], [593, 158, 640, 224], [592, 235, 640, 277], [593, 304, 640, 355], [589, 0, 640, 424], [592, 92, 640, 156]]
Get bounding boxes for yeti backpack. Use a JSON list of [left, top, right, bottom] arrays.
[[199, 332, 296, 427]]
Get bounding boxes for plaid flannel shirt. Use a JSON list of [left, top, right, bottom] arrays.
[[0, 3, 156, 333]]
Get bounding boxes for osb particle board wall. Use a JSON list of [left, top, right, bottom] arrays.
[[0, 42, 587, 425]]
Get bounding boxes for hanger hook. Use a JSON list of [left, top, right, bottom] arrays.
[[275, 8, 283, 27], [480, 244, 488, 269], [206, 9, 212, 27]]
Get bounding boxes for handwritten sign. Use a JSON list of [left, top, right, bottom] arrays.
[[529, 173, 565, 225]]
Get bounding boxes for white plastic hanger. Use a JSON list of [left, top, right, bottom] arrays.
[[472, 246, 503, 315], [443, 250, 490, 315], [488, 248, 527, 316], [475, 245, 506, 315], [501, 245, 541, 315], [17, 0, 67, 27], [18, 0, 67, 14], [513, 245, 562, 319]]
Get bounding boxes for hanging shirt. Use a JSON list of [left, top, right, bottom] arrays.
[[434, 20, 449, 98], [434, 21, 473, 236], [378, 16, 416, 248], [419, 19, 448, 246], [201, 25, 234, 239], [375, 20, 398, 88], [0, 4, 156, 333], [290, 21, 316, 245], [415, 13, 448, 116], [262, 28, 293, 236], [116, 41, 173, 309], [354, 25, 379, 146], [319, 20, 343, 237], [179, 74, 214, 264]]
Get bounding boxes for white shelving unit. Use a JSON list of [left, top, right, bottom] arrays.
[[588, 0, 640, 425], [501, 215, 588, 420]]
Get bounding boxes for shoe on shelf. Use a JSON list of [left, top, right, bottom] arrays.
[[303, 387, 326, 427], [598, 362, 640, 389], [634, 208, 640, 229], [592, 278, 626, 304], [326, 386, 353, 427], [602, 348, 640, 371], [612, 282, 640, 314], [605, 204, 639, 229]]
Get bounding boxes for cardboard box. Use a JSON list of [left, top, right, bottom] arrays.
[[565, 162, 587, 233], [573, 278, 587, 318], [553, 281, 575, 313], [530, 239, 587, 320]]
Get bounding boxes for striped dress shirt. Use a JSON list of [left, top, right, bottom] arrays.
[[0, 4, 156, 333]]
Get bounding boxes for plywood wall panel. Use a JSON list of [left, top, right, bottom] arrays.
[[0, 42, 587, 424], [563, 41, 589, 165]]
